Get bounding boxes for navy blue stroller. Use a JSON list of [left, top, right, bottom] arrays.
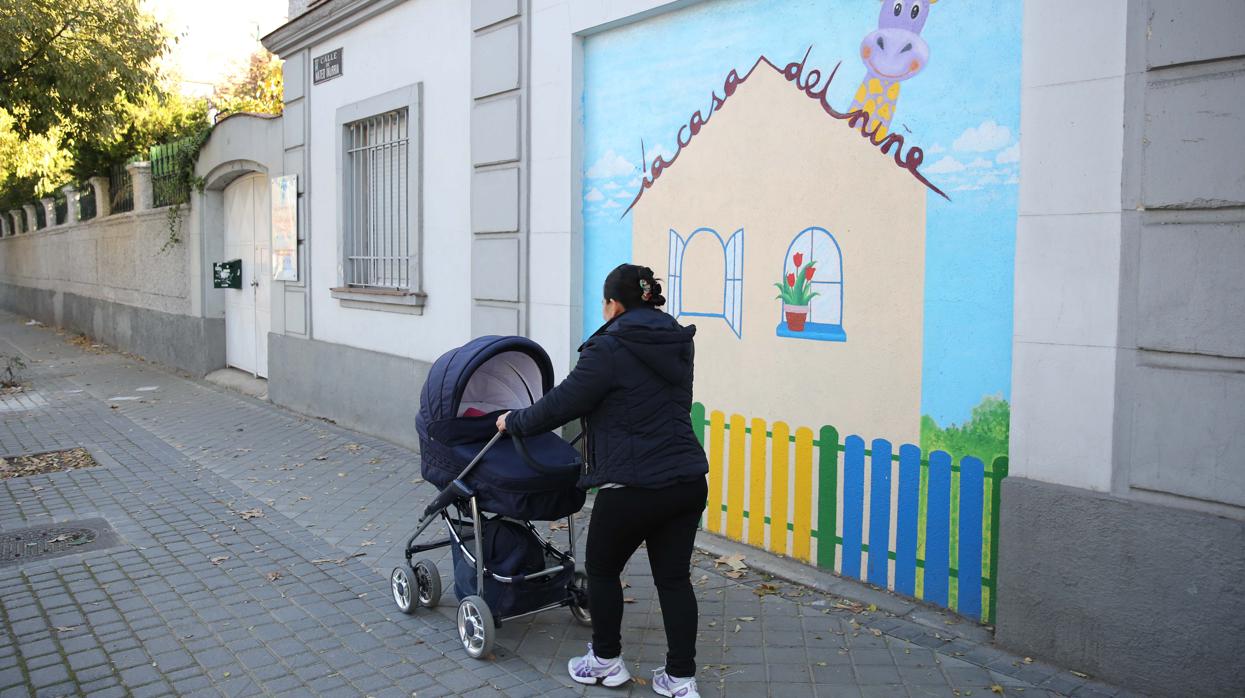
[[391, 336, 591, 658]]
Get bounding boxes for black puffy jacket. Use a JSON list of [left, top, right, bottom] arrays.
[[506, 307, 709, 490]]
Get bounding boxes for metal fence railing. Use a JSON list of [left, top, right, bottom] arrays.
[[151, 139, 194, 208], [54, 195, 67, 225], [33, 204, 46, 230], [109, 162, 134, 214], [78, 185, 96, 221]]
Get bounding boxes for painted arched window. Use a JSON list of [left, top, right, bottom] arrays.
[[776, 226, 845, 342], [668, 227, 744, 338]]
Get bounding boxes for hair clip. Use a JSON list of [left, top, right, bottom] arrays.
[[639, 278, 652, 301]]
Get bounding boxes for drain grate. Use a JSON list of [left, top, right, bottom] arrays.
[[0, 518, 120, 566], [0, 447, 99, 479]]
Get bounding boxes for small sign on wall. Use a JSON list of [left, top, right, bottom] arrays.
[[271, 175, 298, 281], [313, 48, 343, 84], [213, 259, 242, 289]]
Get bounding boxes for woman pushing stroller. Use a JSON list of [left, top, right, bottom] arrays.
[[498, 263, 709, 697]]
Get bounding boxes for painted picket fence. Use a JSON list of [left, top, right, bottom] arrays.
[[690, 403, 1008, 624]]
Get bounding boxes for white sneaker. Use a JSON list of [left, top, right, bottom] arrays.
[[652, 667, 700, 697], [567, 644, 632, 687]]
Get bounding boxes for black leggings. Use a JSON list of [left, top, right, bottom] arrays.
[[585, 478, 707, 678]]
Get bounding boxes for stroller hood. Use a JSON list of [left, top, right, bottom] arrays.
[[417, 335, 555, 440]]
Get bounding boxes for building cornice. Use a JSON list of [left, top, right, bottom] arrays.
[[262, 0, 409, 56]]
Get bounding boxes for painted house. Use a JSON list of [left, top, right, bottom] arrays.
[[631, 63, 927, 444]]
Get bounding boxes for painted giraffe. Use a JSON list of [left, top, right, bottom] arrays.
[[849, 0, 936, 141]]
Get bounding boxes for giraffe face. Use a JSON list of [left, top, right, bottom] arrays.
[[861, 0, 931, 82]]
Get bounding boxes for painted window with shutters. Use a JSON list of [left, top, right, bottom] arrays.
[[667, 227, 744, 338]]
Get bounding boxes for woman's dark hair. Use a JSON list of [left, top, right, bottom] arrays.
[[603, 263, 666, 309]]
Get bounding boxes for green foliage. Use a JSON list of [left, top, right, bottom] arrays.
[[0, 0, 167, 140], [213, 50, 284, 118], [156, 125, 214, 251], [0, 110, 72, 209], [69, 90, 209, 183], [921, 395, 1010, 463]]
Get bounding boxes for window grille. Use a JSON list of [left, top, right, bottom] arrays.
[[343, 108, 410, 290]]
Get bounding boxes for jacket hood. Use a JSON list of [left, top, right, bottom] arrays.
[[584, 308, 695, 385]]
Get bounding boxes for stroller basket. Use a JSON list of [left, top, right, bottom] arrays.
[[391, 335, 591, 659], [449, 516, 575, 618]]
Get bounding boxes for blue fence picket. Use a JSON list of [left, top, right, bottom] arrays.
[[957, 456, 985, 619], [867, 438, 892, 586], [841, 435, 865, 580], [894, 444, 921, 596], [925, 450, 952, 607]]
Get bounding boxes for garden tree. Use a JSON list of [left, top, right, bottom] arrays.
[[213, 49, 284, 117], [68, 90, 210, 183], [0, 111, 72, 209], [0, 0, 167, 139]]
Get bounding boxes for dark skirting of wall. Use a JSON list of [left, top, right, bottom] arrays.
[[268, 333, 430, 451], [0, 283, 224, 377], [996, 477, 1245, 698]]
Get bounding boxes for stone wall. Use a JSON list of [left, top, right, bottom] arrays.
[[0, 208, 191, 317]]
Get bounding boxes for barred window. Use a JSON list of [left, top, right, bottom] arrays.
[[344, 108, 410, 290]]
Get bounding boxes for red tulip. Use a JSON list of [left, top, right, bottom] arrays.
[[787, 272, 796, 288], [805, 266, 816, 281], [793, 252, 804, 268]]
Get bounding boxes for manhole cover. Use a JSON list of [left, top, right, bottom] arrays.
[[0, 518, 120, 566]]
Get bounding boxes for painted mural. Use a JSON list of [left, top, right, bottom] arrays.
[[582, 0, 1020, 622]]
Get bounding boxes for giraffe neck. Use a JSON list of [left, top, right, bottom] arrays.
[[849, 76, 902, 139]]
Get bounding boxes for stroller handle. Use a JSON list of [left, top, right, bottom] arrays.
[[509, 431, 584, 476]]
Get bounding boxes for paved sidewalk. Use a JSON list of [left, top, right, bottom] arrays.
[[0, 312, 1137, 697]]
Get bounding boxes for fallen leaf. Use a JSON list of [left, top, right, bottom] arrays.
[[314, 456, 327, 461], [360, 540, 376, 547], [345, 443, 362, 452], [298, 496, 310, 501], [53, 626, 78, 632], [990, 685, 1004, 694], [367, 457, 381, 464], [694, 574, 710, 586], [735, 616, 755, 622], [754, 583, 780, 597], [870, 628, 883, 637], [714, 553, 747, 571], [236, 508, 264, 520], [632, 677, 648, 686], [1022, 657, 1033, 664], [816, 661, 827, 667], [549, 521, 568, 531], [734, 624, 741, 633], [723, 570, 744, 579], [866, 603, 877, 612], [1071, 671, 1089, 679], [337, 472, 345, 477], [210, 556, 229, 565], [223, 672, 231, 678]]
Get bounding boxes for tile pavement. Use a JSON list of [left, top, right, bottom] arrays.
[[0, 312, 1140, 697]]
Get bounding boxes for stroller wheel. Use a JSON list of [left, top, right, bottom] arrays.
[[457, 595, 495, 659], [570, 571, 592, 626], [412, 558, 442, 608], [390, 564, 417, 615]]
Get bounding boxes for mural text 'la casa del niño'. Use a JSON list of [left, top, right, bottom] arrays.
[[582, 0, 1020, 622]]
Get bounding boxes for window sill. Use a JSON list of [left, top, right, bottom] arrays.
[[776, 321, 846, 342], [330, 286, 426, 315]]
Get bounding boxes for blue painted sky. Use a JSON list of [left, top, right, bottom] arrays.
[[582, 0, 1022, 427]]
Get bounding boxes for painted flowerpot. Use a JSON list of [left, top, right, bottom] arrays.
[[785, 305, 809, 331]]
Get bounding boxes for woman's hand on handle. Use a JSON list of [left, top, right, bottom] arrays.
[[496, 411, 510, 433]]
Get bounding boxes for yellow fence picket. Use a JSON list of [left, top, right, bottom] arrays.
[[727, 414, 747, 541], [707, 410, 726, 534], [770, 421, 791, 555], [748, 417, 767, 547], [793, 427, 815, 563]]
